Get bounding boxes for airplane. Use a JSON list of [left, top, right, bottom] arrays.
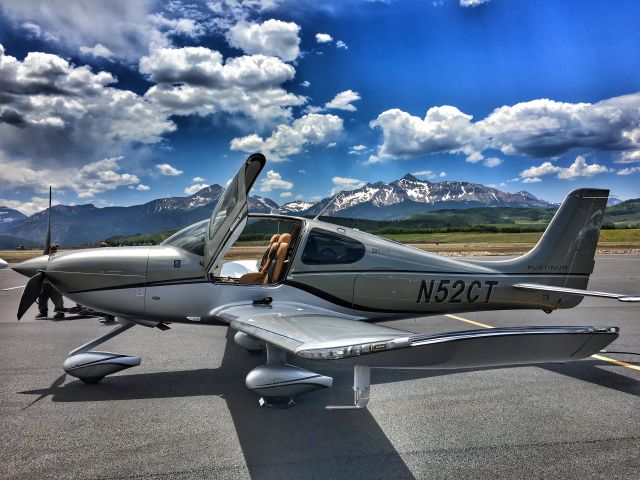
[[11, 153, 640, 408]]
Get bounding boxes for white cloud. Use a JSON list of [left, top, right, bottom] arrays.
[[325, 90, 361, 112], [184, 183, 208, 195], [135, 184, 150, 191], [230, 113, 343, 161], [300, 80, 310, 88], [369, 93, 640, 163], [618, 166, 640, 175], [483, 157, 503, 168], [140, 46, 305, 124], [336, 40, 348, 49], [315, 33, 333, 44], [439, 171, 447, 177], [192, 176, 206, 182], [280, 191, 293, 198], [412, 170, 436, 179], [0, 196, 61, 216], [519, 156, 611, 182], [616, 150, 640, 164], [79, 43, 114, 60], [460, 0, 490, 6], [0, 45, 175, 168], [259, 170, 293, 192], [227, 19, 301, 62], [0, 155, 139, 198], [331, 176, 366, 195], [349, 144, 368, 155], [155, 163, 183, 176], [0, 1, 199, 62]]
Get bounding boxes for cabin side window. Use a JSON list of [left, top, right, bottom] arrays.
[[301, 228, 365, 265]]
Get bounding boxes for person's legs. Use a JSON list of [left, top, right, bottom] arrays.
[[36, 287, 49, 318], [48, 285, 65, 319]]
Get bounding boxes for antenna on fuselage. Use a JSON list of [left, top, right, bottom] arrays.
[[313, 191, 342, 220], [43, 186, 52, 255]]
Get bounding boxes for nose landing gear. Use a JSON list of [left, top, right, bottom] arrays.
[[63, 319, 141, 383]]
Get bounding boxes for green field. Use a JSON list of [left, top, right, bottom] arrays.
[[378, 228, 640, 245]]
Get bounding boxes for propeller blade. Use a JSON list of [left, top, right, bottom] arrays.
[[43, 186, 51, 255], [17, 271, 45, 320]]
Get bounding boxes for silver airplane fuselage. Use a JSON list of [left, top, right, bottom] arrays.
[[14, 213, 589, 326]]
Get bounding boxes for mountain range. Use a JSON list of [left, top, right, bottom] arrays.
[[0, 174, 556, 245]]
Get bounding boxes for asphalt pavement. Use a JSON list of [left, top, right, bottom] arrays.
[[0, 255, 639, 479]]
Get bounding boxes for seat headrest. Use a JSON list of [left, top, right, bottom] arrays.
[[270, 234, 280, 244], [279, 233, 292, 245]]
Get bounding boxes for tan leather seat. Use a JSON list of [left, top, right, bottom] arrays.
[[238, 234, 280, 284], [266, 233, 292, 284]]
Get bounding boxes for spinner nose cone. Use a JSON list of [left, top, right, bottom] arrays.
[[12, 255, 49, 278]]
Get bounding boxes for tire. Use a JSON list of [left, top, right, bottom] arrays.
[[80, 376, 105, 384]]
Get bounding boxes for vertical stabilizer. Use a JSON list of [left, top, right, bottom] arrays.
[[511, 188, 609, 276]]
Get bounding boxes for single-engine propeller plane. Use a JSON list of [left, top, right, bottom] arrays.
[[12, 153, 640, 408]]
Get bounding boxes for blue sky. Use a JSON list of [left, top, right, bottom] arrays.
[[1, 0, 639, 214]]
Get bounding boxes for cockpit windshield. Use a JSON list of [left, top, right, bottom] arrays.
[[161, 219, 207, 256]]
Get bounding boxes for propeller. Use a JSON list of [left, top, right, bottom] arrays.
[[16, 186, 52, 320], [17, 271, 45, 320]]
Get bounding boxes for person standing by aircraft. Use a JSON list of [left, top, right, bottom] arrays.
[[36, 244, 65, 320]]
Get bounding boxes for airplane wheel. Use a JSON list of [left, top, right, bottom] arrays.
[[80, 376, 105, 384]]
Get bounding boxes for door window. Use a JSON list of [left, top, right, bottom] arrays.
[[301, 228, 365, 265]]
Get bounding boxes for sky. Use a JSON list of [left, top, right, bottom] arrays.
[[1, 0, 640, 215]]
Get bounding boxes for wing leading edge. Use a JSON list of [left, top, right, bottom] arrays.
[[216, 302, 619, 369]]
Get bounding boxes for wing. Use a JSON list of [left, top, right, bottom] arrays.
[[216, 302, 618, 369], [514, 283, 640, 302]]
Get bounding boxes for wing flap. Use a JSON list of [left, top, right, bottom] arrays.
[[514, 283, 640, 302], [217, 302, 619, 369]]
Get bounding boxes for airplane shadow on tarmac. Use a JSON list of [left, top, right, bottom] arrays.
[[19, 330, 640, 479]]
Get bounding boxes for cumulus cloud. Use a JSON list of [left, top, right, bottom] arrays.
[[315, 33, 333, 44], [0, 196, 61, 216], [440, 171, 447, 177], [325, 90, 361, 112], [155, 163, 183, 176], [227, 19, 301, 62], [331, 176, 366, 195], [336, 40, 348, 49], [460, 0, 490, 6], [192, 176, 206, 182], [349, 144, 368, 155], [280, 191, 293, 198], [140, 46, 305, 124], [412, 170, 436, 179], [259, 170, 293, 192], [369, 93, 640, 164], [618, 166, 640, 175], [483, 157, 503, 168], [0, 155, 139, 198], [184, 183, 208, 195], [135, 184, 150, 191], [0, 1, 200, 62], [79, 43, 114, 60], [519, 156, 612, 183], [230, 113, 343, 161], [300, 80, 310, 88], [0, 45, 175, 168]]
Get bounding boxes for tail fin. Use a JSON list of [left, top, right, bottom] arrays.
[[512, 188, 609, 276]]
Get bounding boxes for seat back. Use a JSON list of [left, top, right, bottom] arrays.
[[266, 233, 292, 284]]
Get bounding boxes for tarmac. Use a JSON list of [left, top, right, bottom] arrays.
[[0, 255, 639, 480]]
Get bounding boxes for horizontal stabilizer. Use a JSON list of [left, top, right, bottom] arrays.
[[217, 302, 619, 369], [514, 283, 640, 302]]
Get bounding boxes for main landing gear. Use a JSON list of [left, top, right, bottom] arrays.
[[63, 319, 141, 384]]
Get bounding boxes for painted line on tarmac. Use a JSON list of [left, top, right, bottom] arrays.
[[445, 314, 494, 329], [445, 313, 640, 372], [1, 285, 25, 291]]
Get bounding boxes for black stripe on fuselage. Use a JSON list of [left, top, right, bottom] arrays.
[[292, 270, 590, 276], [67, 277, 208, 294]]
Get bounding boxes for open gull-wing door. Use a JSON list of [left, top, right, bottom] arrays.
[[204, 153, 266, 274]]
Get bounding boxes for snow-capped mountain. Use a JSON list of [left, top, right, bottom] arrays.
[[279, 201, 315, 214], [298, 174, 551, 219], [0, 206, 27, 225]]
